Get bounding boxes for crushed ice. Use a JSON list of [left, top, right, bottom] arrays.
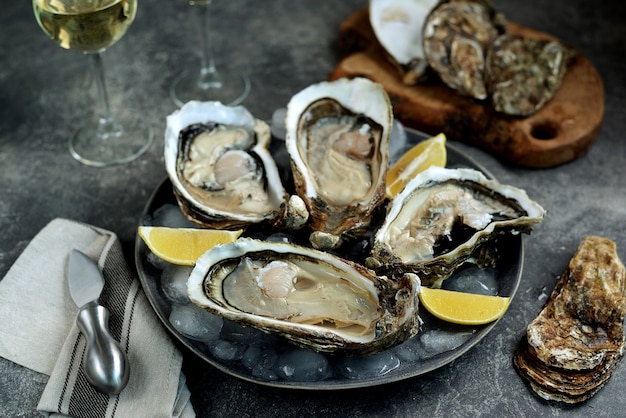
[[274, 349, 330, 382], [148, 166, 499, 384], [394, 329, 475, 362], [161, 265, 194, 304], [338, 351, 400, 379], [168, 304, 223, 343], [442, 264, 498, 296]]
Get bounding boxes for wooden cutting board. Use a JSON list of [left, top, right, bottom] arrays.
[[329, 9, 604, 168]]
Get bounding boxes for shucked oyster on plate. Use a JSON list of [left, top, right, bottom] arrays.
[[368, 166, 545, 286], [285, 77, 393, 251], [165, 101, 308, 231], [514, 236, 626, 403], [187, 238, 420, 355]]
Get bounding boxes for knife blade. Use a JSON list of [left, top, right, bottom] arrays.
[[68, 249, 130, 395]]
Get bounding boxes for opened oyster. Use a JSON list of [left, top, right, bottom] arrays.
[[165, 101, 308, 230], [369, 0, 440, 84], [285, 78, 392, 250], [187, 238, 420, 354], [368, 167, 545, 285], [514, 236, 626, 403]]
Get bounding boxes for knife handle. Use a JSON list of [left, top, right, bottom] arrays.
[[76, 303, 130, 395]]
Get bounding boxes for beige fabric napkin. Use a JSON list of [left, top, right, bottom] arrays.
[[0, 218, 195, 418]]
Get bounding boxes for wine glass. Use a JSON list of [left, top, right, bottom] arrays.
[[169, 0, 250, 107], [33, 0, 153, 167]]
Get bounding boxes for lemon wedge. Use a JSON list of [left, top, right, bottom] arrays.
[[138, 226, 243, 266], [418, 287, 511, 325], [386, 133, 447, 199]]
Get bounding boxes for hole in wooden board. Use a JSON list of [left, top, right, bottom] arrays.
[[530, 121, 559, 140]]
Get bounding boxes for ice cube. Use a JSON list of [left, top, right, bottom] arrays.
[[273, 349, 330, 382], [418, 329, 474, 358], [161, 265, 193, 304], [443, 264, 498, 296], [388, 120, 408, 162], [152, 203, 196, 228], [168, 304, 223, 342], [270, 108, 287, 140], [242, 344, 278, 370], [338, 351, 400, 379], [208, 340, 247, 361]]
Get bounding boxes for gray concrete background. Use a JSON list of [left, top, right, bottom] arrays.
[[1, 0, 625, 416]]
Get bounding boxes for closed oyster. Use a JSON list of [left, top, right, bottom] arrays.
[[486, 34, 573, 116], [422, 1, 506, 99], [285, 78, 393, 250], [514, 236, 626, 403], [369, 0, 440, 84], [165, 101, 308, 230], [368, 166, 545, 285], [187, 238, 420, 354]]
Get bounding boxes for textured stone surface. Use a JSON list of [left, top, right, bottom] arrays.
[[1, 0, 626, 417]]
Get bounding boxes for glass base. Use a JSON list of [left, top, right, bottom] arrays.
[[170, 69, 250, 107], [69, 118, 154, 167]]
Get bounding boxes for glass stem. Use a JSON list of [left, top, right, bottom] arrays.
[[90, 51, 122, 138], [195, 2, 222, 90]]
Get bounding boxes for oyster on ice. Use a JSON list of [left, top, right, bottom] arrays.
[[285, 78, 393, 250], [165, 101, 308, 230], [369, 0, 440, 84], [368, 167, 545, 285], [187, 238, 420, 354], [514, 236, 626, 403]]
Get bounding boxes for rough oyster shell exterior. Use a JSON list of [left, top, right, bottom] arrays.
[[369, 166, 545, 285], [187, 238, 420, 355], [486, 34, 573, 116], [514, 236, 626, 403], [422, 1, 506, 99]]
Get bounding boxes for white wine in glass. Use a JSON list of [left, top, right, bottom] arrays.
[[33, 0, 154, 167], [169, 0, 250, 107]]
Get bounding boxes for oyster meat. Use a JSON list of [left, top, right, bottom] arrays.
[[368, 166, 545, 285], [165, 101, 308, 230], [187, 238, 420, 354], [285, 78, 393, 250], [369, 0, 440, 84], [514, 236, 626, 403]]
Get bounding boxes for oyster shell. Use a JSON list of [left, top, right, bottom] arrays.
[[165, 101, 308, 230], [422, 1, 506, 99], [486, 34, 573, 116], [187, 238, 420, 354], [369, 0, 440, 84], [514, 236, 626, 403], [368, 166, 545, 285], [285, 78, 393, 250]]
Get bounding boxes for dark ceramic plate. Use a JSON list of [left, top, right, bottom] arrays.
[[134, 129, 523, 389]]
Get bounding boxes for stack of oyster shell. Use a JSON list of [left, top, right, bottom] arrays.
[[514, 236, 626, 403], [163, 77, 545, 355], [368, 0, 573, 116]]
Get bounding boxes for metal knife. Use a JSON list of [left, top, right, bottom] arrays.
[[68, 249, 130, 395]]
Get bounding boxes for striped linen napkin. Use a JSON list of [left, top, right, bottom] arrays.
[[0, 218, 195, 418]]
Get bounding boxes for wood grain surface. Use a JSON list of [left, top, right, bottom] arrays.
[[329, 9, 605, 168]]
